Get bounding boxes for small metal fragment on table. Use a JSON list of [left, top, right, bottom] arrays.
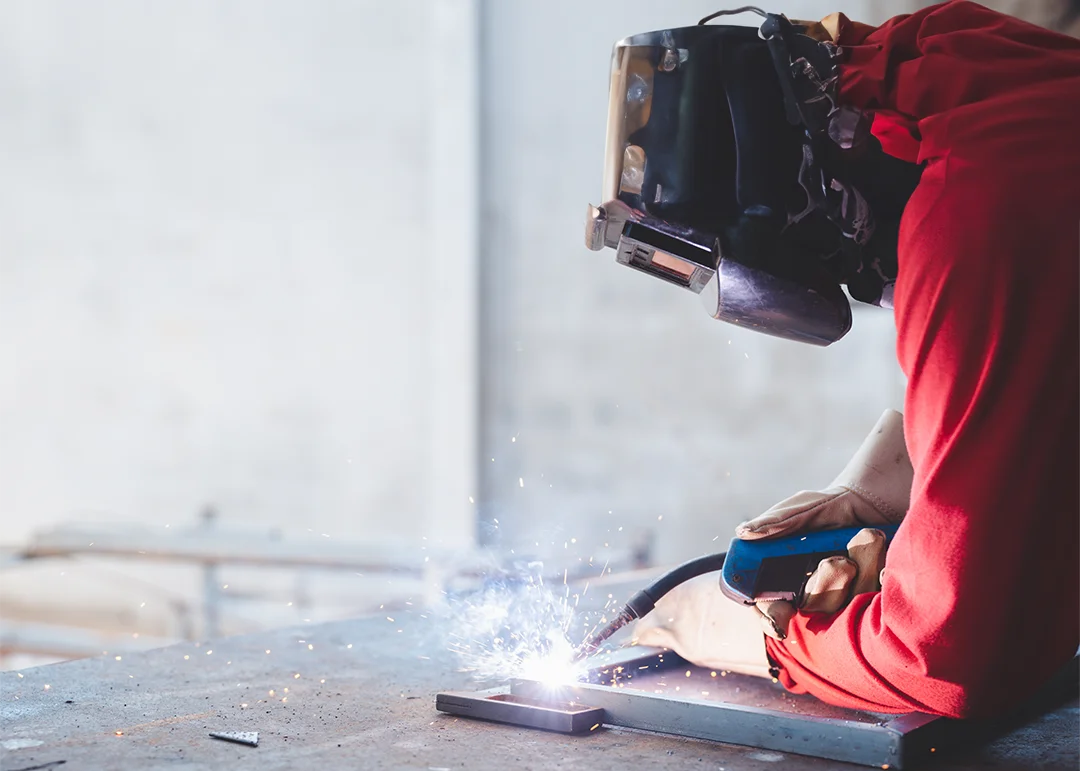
[[209, 730, 259, 747]]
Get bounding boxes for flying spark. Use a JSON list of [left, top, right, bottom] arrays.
[[440, 564, 588, 686]]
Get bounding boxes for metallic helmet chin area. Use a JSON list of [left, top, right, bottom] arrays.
[[585, 16, 858, 346], [587, 201, 851, 346]]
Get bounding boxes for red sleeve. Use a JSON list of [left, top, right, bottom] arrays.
[[765, 1, 1080, 718], [833, 1, 1080, 164]]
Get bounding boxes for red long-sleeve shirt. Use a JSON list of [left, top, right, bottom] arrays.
[[765, 1, 1080, 719]]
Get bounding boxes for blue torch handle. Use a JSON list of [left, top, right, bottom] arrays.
[[719, 524, 900, 605]]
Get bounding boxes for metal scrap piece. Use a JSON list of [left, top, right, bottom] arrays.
[[436, 689, 604, 734], [209, 731, 259, 747]]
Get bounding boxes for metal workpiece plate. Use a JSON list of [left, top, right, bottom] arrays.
[[436, 688, 605, 734], [513, 648, 944, 769]]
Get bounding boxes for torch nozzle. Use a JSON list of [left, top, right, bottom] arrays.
[[571, 551, 728, 664], [573, 608, 636, 663]]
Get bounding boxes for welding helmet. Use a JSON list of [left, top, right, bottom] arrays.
[[585, 9, 918, 345]]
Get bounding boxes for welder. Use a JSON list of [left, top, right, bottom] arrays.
[[586, 1, 1079, 718]]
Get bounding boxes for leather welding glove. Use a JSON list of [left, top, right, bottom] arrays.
[[630, 572, 774, 678], [737, 409, 913, 639], [627, 531, 887, 675], [630, 410, 911, 670]]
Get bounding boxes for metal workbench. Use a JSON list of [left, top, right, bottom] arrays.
[[1, 614, 1077, 770]]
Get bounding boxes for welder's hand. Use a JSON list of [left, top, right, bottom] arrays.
[[753, 526, 889, 639], [737, 409, 912, 639], [629, 530, 887, 661], [630, 573, 773, 678]]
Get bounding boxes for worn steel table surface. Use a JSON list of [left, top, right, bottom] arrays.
[[1, 615, 1076, 770]]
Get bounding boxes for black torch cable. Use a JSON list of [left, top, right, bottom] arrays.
[[574, 551, 727, 660]]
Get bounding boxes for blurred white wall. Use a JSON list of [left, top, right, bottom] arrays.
[[477, 0, 918, 564], [0, 0, 477, 550], [1, 0, 1066, 667]]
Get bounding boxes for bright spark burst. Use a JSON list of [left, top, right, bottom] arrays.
[[441, 564, 587, 686]]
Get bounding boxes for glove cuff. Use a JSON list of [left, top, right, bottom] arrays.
[[828, 409, 913, 523]]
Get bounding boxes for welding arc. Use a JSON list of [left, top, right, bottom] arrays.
[[575, 551, 727, 660]]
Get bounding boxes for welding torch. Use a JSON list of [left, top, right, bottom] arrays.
[[573, 524, 900, 662], [573, 551, 727, 661]]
